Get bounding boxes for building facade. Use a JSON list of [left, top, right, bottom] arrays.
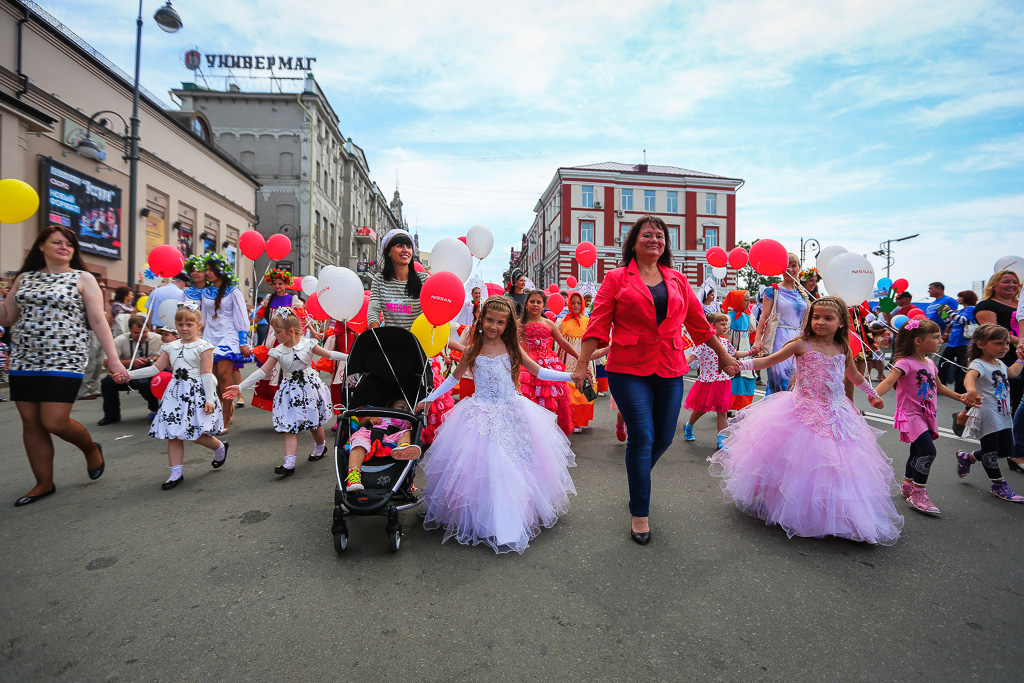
[[519, 162, 744, 290]]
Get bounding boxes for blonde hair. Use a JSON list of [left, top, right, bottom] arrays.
[[983, 270, 1020, 301], [788, 252, 800, 266], [706, 312, 729, 325], [174, 306, 202, 326], [271, 307, 303, 336]]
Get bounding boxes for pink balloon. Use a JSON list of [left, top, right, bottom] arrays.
[[148, 245, 186, 277], [413, 261, 426, 273], [728, 247, 748, 270], [543, 311, 556, 321], [421, 271, 465, 325], [575, 241, 597, 268], [150, 371, 173, 400], [566, 276, 578, 288], [748, 239, 788, 277], [547, 284, 559, 294], [239, 230, 265, 260], [547, 293, 565, 315], [265, 233, 292, 260], [706, 246, 727, 268]]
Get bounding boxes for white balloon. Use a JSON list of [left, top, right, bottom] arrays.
[[316, 267, 364, 321], [319, 265, 338, 278], [301, 275, 319, 296], [430, 237, 474, 282], [815, 245, 848, 281], [822, 252, 874, 305], [157, 298, 179, 326], [994, 255, 1024, 278], [465, 225, 494, 260], [711, 266, 728, 279]]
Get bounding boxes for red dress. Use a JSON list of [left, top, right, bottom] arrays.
[[520, 322, 573, 435]]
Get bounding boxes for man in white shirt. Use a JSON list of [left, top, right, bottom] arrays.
[[98, 316, 163, 425]]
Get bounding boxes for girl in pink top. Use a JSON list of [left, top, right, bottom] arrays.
[[683, 312, 748, 449], [876, 319, 970, 515]]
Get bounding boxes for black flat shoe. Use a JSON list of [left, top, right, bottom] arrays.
[[161, 476, 183, 490], [630, 529, 651, 545], [211, 442, 229, 469], [1008, 459, 1024, 474], [88, 443, 105, 480], [308, 451, 324, 462], [274, 465, 296, 476], [951, 412, 965, 438], [14, 486, 56, 507], [97, 416, 120, 426]]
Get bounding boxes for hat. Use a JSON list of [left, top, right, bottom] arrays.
[[171, 272, 191, 283], [157, 325, 178, 334]]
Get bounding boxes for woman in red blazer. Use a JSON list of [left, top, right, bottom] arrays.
[[573, 216, 738, 545]]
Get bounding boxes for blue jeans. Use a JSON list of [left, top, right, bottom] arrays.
[[607, 371, 687, 517]]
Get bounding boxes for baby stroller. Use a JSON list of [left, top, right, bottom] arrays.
[[331, 326, 431, 554]]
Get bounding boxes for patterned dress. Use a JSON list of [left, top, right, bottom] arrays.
[[520, 322, 573, 435], [11, 270, 89, 378], [251, 292, 300, 411], [149, 340, 224, 440], [269, 338, 333, 433]]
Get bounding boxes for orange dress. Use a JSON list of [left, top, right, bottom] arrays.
[[559, 314, 595, 428]]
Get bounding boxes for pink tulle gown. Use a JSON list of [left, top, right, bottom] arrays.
[[708, 351, 904, 545], [519, 322, 573, 435], [421, 353, 576, 554]]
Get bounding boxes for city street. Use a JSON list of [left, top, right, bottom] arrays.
[[1, 378, 1021, 682]]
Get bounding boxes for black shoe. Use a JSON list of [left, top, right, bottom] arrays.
[[97, 416, 120, 426], [87, 443, 105, 480], [308, 450, 325, 462], [1008, 459, 1024, 474], [630, 529, 651, 545], [14, 486, 56, 507], [274, 465, 296, 476], [211, 442, 229, 469], [161, 476, 183, 490], [951, 412, 965, 438]]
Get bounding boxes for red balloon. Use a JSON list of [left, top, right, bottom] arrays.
[[547, 284, 559, 294], [265, 233, 292, 261], [909, 309, 927, 319], [421, 271, 465, 325], [575, 241, 597, 268], [458, 236, 468, 244], [150, 371, 173, 400], [148, 245, 185, 277], [849, 332, 863, 357], [728, 247, 749, 270], [238, 230, 265, 260], [566, 276, 578, 288], [486, 282, 504, 297], [543, 311, 555, 321], [413, 261, 426, 273], [305, 293, 331, 321], [548, 293, 565, 315], [892, 278, 909, 294], [748, 239, 788, 277], [288, 279, 303, 290], [706, 246, 728, 268], [346, 291, 371, 332]]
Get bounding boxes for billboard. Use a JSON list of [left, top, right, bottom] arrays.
[[40, 158, 122, 259]]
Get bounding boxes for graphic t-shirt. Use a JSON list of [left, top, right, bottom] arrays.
[[968, 358, 1013, 437]]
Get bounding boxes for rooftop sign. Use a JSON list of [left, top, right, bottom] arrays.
[[184, 50, 316, 71]]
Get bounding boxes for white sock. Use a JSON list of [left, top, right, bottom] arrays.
[[284, 455, 297, 469], [168, 465, 183, 481], [312, 443, 326, 456], [213, 444, 226, 462]]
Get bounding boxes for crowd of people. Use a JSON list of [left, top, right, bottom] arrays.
[[2, 222, 1022, 556]]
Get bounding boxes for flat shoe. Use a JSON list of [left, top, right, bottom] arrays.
[[1008, 459, 1024, 474], [630, 529, 651, 545], [87, 443, 105, 480], [274, 465, 296, 476], [391, 444, 421, 461], [211, 441, 229, 469], [14, 486, 56, 507], [161, 476, 183, 490]]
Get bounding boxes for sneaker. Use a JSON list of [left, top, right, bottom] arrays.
[[951, 412, 965, 437], [391, 443, 421, 461], [345, 468, 363, 491], [900, 480, 914, 498], [956, 451, 973, 479], [990, 480, 1024, 503], [907, 487, 941, 515], [683, 423, 695, 442], [716, 434, 726, 449]]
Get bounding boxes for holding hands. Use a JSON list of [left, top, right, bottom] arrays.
[[222, 385, 241, 401]]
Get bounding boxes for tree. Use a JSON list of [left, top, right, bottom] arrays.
[[736, 240, 781, 292]]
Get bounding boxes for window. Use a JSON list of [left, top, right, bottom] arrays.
[[316, 162, 322, 187], [580, 264, 597, 283], [619, 223, 632, 243], [190, 116, 209, 141], [668, 227, 678, 250], [666, 191, 678, 213], [704, 227, 718, 250], [580, 220, 595, 243], [644, 190, 656, 212], [581, 185, 594, 209], [314, 211, 321, 243], [621, 189, 633, 211], [705, 193, 717, 214]]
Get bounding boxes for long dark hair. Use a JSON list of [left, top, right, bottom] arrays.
[[207, 258, 231, 312], [968, 324, 1009, 361], [17, 226, 88, 275], [795, 296, 852, 357], [622, 215, 673, 268], [892, 319, 940, 361], [380, 233, 422, 298], [519, 289, 547, 327], [463, 296, 523, 390]]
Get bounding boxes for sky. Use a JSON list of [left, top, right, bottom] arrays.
[[39, 0, 1024, 298]]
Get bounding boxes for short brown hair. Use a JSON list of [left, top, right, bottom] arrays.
[[621, 215, 673, 268], [957, 290, 978, 306]]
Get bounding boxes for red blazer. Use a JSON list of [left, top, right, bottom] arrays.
[[583, 261, 715, 377]]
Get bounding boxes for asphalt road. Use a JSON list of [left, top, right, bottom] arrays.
[[1, 377, 1022, 682]]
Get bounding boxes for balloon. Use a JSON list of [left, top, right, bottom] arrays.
[[909, 309, 927, 319], [305, 293, 330, 321], [728, 247, 748, 270], [706, 246, 727, 268], [135, 295, 149, 313], [239, 230, 265, 260], [547, 284, 559, 294], [815, 245, 848, 280], [317, 267, 364, 321], [849, 332, 863, 357], [566, 276, 578, 289], [421, 271, 466, 325], [431, 237, 474, 282], [485, 282, 504, 297], [458, 236, 467, 244], [265, 234, 292, 260], [821, 253, 874, 305], [411, 315, 449, 357], [891, 315, 910, 329], [346, 292, 371, 332], [0, 178, 40, 224], [711, 266, 727, 279], [878, 297, 897, 314], [301, 275, 318, 296], [994, 255, 1024, 278], [147, 245, 186, 277], [158, 298, 179, 325], [748, 239, 788, 276], [543, 311, 555, 321], [150, 371, 172, 400], [548, 293, 565, 315], [466, 225, 494, 259], [289, 279, 303, 291], [575, 241, 597, 268], [411, 261, 424, 273], [892, 278, 909, 294], [877, 277, 893, 291]]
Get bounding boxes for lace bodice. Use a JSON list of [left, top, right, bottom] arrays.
[[522, 322, 554, 359], [270, 337, 318, 375], [791, 351, 860, 442], [164, 339, 214, 377], [470, 354, 520, 403]]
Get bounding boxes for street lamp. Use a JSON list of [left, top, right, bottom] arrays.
[[871, 234, 919, 279], [799, 237, 821, 266]]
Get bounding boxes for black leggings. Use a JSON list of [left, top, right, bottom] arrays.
[[904, 432, 937, 485], [973, 429, 1013, 481]]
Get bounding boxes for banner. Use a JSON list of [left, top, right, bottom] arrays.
[[40, 158, 122, 259], [145, 215, 165, 256]]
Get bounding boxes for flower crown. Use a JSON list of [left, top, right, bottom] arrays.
[[203, 252, 238, 285], [799, 267, 820, 282], [264, 268, 293, 285], [183, 254, 207, 274]]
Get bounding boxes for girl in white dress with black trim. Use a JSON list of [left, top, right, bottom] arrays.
[[224, 308, 346, 477], [120, 303, 228, 490]]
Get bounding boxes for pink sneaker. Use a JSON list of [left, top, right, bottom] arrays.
[[956, 451, 973, 478], [907, 487, 941, 515], [990, 480, 1024, 503], [900, 480, 914, 499]]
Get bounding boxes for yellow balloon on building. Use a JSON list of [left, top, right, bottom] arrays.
[[411, 314, 448, 358], [0, 178, 40, 224]]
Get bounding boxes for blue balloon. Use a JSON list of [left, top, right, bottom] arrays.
[[877, 277, 893, 290], [892, 315, 910, 329]]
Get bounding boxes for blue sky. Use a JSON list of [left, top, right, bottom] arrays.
[[41, 0, 1024, 297]]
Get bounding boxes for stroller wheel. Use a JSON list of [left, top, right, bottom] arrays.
[[333, 523, 349, 554], [387, 523, 402, 553]]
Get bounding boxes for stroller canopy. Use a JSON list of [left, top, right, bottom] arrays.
[[344, 327, 432, 409]]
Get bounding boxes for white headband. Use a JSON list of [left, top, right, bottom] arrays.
[[380, 228, 413, 254]]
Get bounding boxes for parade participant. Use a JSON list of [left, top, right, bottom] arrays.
[[457, 286, 483, 326], [224, 308, 346, 477], [197, 253, 251, 431], [751, 253, 810, 393], [926, 282, 957, 332], [722, 289, 755, 412], [874, 319, 971, 515], [251, 268, 303, 412], [343, 397, 419, 492], [559, 291, 600, 432], [799, 267, 821, 301], [507, 269, 529, 316], [119, 303, 227, 490], [415, 296, 577, 554], [699, 280, 720, 316], [574, 215, 732, 545], [97, 316, 162, 425], [1, 226, 129, 506], [520, 290, 578, 435], [683, 312, 747, 449], [147, 272, 189, 328], [110, 286, 135, 335], [709, 297, 904, 545], [954, 324, 1024, 502]]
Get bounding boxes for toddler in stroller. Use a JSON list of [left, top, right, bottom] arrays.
[[344, 397, 421, 491]]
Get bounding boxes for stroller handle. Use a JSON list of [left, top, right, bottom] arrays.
[[342, 407, 426, 425]]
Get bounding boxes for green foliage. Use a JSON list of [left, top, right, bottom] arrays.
[[736, 240, 781, 292]]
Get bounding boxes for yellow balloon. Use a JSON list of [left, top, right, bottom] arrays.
[[411, 314, 449, 358], [0, 178, 40, 224], [136, 295, 149, 313]]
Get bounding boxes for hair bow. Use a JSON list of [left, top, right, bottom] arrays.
[[177, 301, 200, 312], [904, 320, 920, 330], [273, 307, 295, 319]]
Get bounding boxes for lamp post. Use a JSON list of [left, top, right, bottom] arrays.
[[799, 237, 821, 266], [871, 233, 919, 279]]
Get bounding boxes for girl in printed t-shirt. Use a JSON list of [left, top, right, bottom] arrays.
[[683, 312, 748, 449]]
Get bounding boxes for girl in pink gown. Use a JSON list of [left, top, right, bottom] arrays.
[[519, 290, 578, 435], [708, 297, 904, 545]]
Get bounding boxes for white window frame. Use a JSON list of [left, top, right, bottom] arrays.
[[666, 191, 678, 213], [668, 227, 678, 250], [705, 193, 718, 214], [704, 227, 719, 250], [581, 185, 594, 209], [621, 188, 633, 211], [580, 220, 595, 243], [644, 190, 656, 212], [579, 264, 597, 283]]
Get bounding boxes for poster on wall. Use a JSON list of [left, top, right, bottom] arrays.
[[202, 234, 216, 255], [145, 215, 165, 256], [225, 246, 238, 272], [176, 224, 193, 258], [40, 158, 122, 259]]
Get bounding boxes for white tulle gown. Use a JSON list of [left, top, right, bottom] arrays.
[[421, 353, 577, 554]]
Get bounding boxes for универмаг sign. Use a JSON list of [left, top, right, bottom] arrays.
[[40, 158, 122, 260]]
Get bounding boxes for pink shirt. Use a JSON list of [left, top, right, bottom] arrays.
[[893, 357, 938, 443]]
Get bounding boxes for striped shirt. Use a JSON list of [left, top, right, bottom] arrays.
[[366, 271, 429, 330]]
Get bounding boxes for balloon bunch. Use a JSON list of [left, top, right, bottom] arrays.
[[706, 246, 749, 279], [874, 277, 910, 316], [814, 245, 876, 306]]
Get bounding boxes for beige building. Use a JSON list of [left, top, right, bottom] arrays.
[[0, 0, 258, 295]]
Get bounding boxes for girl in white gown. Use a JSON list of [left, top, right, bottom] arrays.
[[416, 296, 577, 554]]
